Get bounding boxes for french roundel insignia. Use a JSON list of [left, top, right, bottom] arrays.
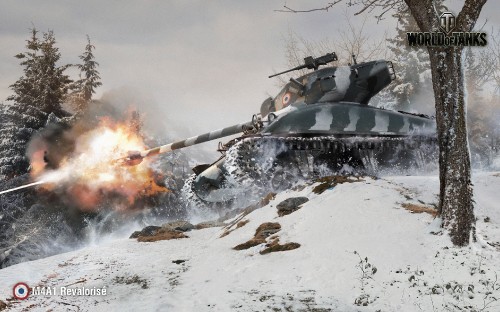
[[282, 92, 292, 106], [13, 282, 30, 300]]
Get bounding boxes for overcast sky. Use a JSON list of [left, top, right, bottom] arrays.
[[1, 0, 498, 160]]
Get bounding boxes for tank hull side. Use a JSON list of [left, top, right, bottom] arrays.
[[262, 102, 435, 137]]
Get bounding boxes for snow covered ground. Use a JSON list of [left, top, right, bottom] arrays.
[[1, 172, 499, 311]]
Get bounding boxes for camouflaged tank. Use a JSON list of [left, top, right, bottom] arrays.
[[177, 53, 437, 205], [121, 53, 436, 206]]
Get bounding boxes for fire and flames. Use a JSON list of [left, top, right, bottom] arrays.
[[30, 117, 169, 211]]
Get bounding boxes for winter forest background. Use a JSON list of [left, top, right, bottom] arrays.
[[1, 5, 500, 268]]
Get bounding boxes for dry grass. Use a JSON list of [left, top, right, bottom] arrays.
[[137, 229, 188, 242], [402, 203, 438, 217], [220, 219, 250, 238], [260, 192, 277, 207], [219, 192, 277, 225], [233, 222, 300, 254], [233, 238, 265, 250], [254, 223, 281, 239], [260, 238, 301, 255], [220, 192, 277, 238], [114, 275, 149, 289], [312, 176, 364, 194], [233, 222, 281, 250], [237, 219, 250, 228]]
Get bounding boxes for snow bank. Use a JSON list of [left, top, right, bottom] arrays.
[[1, 173, 499, 311]]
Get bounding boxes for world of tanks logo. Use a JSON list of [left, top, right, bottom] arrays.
[[407, 12, 487, 47]]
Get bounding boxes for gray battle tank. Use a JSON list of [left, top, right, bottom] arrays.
[[122, 53, 437, 207]]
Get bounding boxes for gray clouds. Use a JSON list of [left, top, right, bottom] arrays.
[[0, 0, 498, 161]]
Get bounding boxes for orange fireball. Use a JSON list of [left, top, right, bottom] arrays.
[[31, 117, 169, 211]]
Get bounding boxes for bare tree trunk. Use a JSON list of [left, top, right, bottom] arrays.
[[428, 46, 475, 245], [404, 0, 487, 245]]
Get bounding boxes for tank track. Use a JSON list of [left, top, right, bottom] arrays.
[[225, 135, 438, 191], [181, 173, 235, 217], [182, 173, 206, 209], [183, 134, 438, 209]]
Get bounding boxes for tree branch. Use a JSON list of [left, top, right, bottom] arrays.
[[353, 0, 380, 15], [275, 0, 403, 23], [274, 1, 342, 13], [457, 0, 488, 32], [404, 0, 435, 32]]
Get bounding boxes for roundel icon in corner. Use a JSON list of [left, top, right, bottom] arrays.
[[13, 282, 30, 300], [439, 12, 456, 35]]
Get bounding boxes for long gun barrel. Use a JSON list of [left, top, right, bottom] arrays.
[[119, 120, 254, 166], [268, 52, 338, 78], [1, 122, 254, 194]]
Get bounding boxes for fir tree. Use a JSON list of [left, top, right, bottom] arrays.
[[0, 28, 71, 179], [384, 7, 433, 112], [0, 101, 46, 179], [70, 35, 101, 113], [8, 29, 71, 117], [79, 35, 101, 102]]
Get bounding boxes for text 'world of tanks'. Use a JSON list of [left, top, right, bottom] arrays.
[[116, 52, 438, 209]]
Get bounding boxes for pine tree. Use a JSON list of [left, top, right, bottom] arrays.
[[69, 35, 101, 113], [8, 29, 70, 117], [0, 28, 71, 179], [384, 7, 433, 112], [79, 35, 101, 102], [0, 101, 46, 180]]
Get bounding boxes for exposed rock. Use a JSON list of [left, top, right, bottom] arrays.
[[276, 197, 309, 216], [312, 175, 363, 194], [131, 224, 189, 242], [254, 223, 281, 239], [129, 232, 141, 239], [162, 221, 194, 232], [129, 226, 161, 239], [233, 222, 281, 250], [195, 220, 225, 230], [137, 229, 188, 242]]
